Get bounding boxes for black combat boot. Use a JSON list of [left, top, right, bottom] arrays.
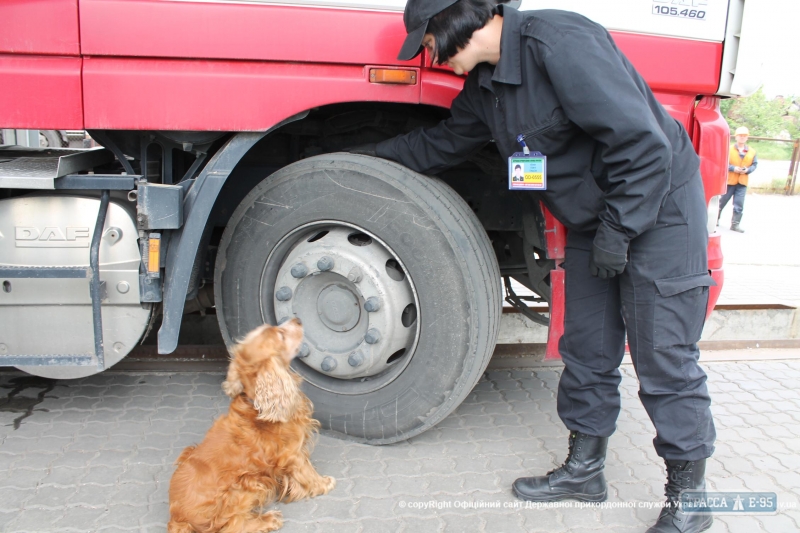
[[731, 212, 745, 233], [512, 431, 608, 502], [647, 459, 713, 533]]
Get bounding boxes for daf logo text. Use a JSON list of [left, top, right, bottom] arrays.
[[15, 226, 91, 248]]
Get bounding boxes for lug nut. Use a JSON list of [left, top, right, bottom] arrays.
[[321, 356, 337, 372], [364, 329, 381, 345], [275, 286, 293, 301], [348, 351, 365, 367], [317, 256, 334, 272], [364, 297, 381, 312], [347, 267, 363, 283], [291, 263, 308, 278], [297, 343, 310, 358]]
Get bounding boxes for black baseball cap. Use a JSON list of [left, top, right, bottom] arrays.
[[397, 0, 461, 61]]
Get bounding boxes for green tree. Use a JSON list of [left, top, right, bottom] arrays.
[[720, 97, 735, 120], [722, 87, 798, 138]]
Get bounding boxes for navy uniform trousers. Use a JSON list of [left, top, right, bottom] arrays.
[[556, 172, 716, 461], [719, 183, 747, 215]]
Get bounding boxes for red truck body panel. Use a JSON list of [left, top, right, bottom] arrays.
[[83, 58, 420, 130], [79, 0, 416, 67], [0, 55, 84, 129], [0, 0, 83, 128], [693, 96, 732, 318], [4, 0, 722, 132], [0, 0, 80, 56]]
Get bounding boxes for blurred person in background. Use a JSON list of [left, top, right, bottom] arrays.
[[719, 126, 758, 233]]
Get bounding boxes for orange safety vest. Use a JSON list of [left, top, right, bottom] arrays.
[[728, 144, 756, 186]]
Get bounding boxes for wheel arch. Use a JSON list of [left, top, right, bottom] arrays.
[[157, 111, 309, 354], [156, 99, 446, 354], [157, 98, 548, 354]]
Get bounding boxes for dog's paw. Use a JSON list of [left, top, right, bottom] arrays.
[[322, 476, 336, 493], [221, 379, 243, 397], [257, 510, 283, 532], [305, 475, 336, 498]]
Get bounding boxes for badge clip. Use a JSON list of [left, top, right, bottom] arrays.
[[516, 134, 531, 156]]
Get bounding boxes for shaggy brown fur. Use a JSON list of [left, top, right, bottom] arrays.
[[167, 319, 335, 533]]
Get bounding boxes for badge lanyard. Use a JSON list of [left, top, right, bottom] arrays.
[[509, 135, 547, 191]]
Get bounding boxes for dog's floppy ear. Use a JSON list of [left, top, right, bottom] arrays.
[[253, 364, 300, 423], [221, 359, 244, 398]]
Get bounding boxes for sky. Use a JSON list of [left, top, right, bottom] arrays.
[[759, 0, 799, 97]]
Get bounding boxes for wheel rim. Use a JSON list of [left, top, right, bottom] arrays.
[[260, 222, 420, 394]]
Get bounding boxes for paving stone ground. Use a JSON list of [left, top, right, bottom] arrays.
[[1, 360, 799, 533]]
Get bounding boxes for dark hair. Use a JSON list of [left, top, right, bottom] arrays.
[[514, 164, 522, 170], [428, 0, 503, 65]]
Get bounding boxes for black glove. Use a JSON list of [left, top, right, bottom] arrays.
[[345, 143, 378, 157], [589, 242, 627, 279]]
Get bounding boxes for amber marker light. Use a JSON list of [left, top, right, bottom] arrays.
[[369, 69, 417, 85], [148, 233, 161, 275]]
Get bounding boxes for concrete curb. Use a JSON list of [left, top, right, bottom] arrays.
[[24, 338, 796, 374], [497, 304, 800, 345], [489, 345, 800, 369]]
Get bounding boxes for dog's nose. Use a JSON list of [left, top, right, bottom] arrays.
[[294, 317, 302, 326]]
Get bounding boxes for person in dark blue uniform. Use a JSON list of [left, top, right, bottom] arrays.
[[351, 1, 717, 532]]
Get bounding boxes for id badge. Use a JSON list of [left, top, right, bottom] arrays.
[[508, 152, 547, 191]]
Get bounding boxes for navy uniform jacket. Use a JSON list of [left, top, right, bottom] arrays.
[[376, 6, 702, 258]]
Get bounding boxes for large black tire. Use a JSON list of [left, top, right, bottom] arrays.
[[214, 154, 501, 444]]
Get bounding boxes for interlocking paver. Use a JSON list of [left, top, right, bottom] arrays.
[[108, 481, 158, 506], [400, 516, 445, 532], [0, 487, 34, 512], [12, 452, 57, 472], [437, 427, 473, 442], [520, 508, 569, 532], [350, 476, 391, 498], [442, 511, 484, 532], [460, 472, 500, 493], [387, 475, 427, 497], [31, 484, 78, 508], [68, 483, 116, 507], [720, 515, 767, 533], [426, 474, 464, 494], [353, 495, 397, 518], [56, 506, 109, 531], [347, 459, 385, 478], [311, 459, 349, 479], [3, 507, 59, 532], [4, 467, 49, 490], [2, 360, 799, 532], [93, 504, 149, 530]]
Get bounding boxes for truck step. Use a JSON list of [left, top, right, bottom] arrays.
[[0, 146, 114, 189], [0, 266, 89, 279], [0, 265, 99, 368], [0, 355, 95, 367]]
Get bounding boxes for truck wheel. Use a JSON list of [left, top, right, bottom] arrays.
[[38, 130, 64, 148], [215, 154, 501, 444]]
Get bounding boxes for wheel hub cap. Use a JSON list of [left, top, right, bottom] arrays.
[[270, 226, 417, 381], [317, 284, 360, 332]]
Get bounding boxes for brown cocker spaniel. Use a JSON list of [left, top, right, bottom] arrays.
[[168, 319, 335, 533]]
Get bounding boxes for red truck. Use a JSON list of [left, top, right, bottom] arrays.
[[0, 0, 758, 443]]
